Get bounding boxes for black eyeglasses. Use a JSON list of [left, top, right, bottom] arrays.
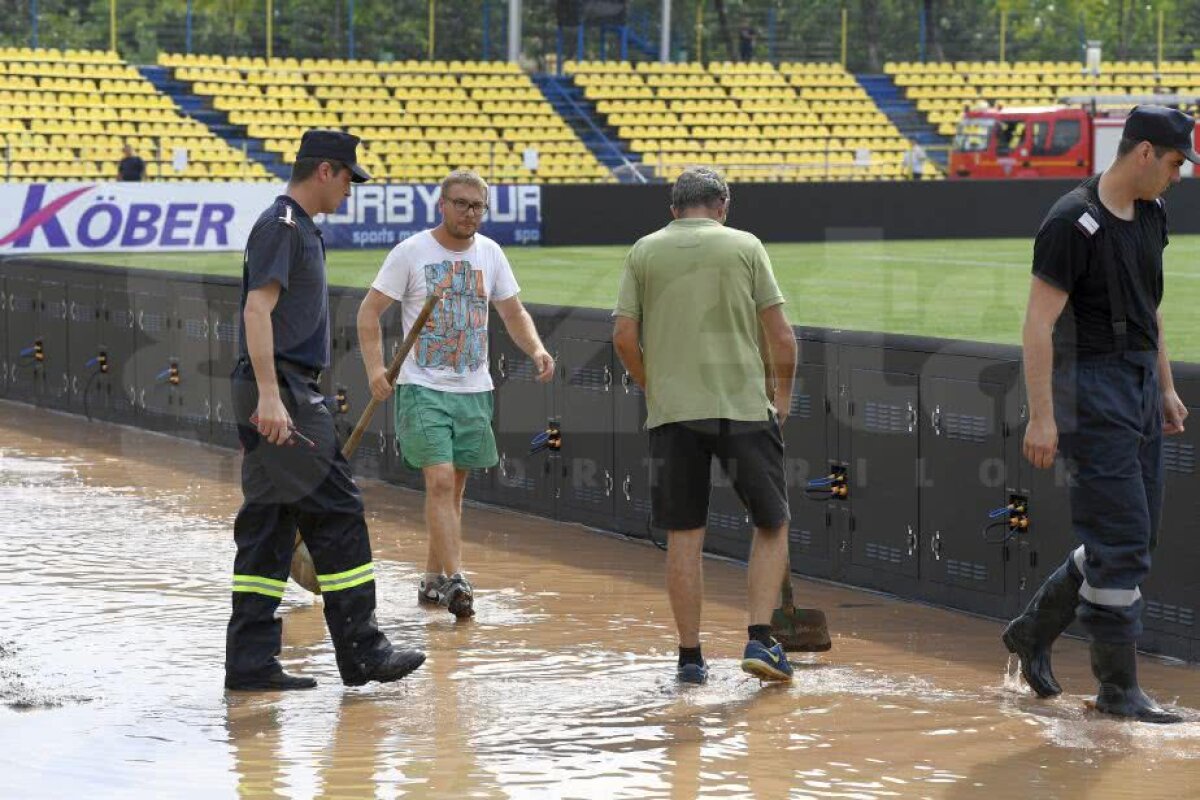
[[448, 198, 489, 215]]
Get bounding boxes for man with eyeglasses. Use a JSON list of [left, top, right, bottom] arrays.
[[358, 169, 555, 618]]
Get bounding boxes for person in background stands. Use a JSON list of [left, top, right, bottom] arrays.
[[738, 20, 758, 62], [117, 144, 145, 182]]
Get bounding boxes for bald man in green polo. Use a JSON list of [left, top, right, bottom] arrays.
[[613, 166, 799, 685]]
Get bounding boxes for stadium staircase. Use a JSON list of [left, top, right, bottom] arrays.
[[856, 73, 949, 168], [532, 74, 651, 183], [138, 65, 290, 180], [621, 8, 666, 60]]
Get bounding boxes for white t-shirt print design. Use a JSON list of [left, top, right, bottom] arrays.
[[372, 229, 520, 393], [422, 257, 487, 375]]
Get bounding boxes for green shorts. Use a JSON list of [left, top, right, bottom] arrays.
[[394, 384, 498, 471]]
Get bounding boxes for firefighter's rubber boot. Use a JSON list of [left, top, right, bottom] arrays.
[[1001, 561, 1081, 698], [1089, 640, 1182, 724], [342, 647, 426, 687]]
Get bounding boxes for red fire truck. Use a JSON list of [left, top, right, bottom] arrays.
[[948, 99, 1198, 179]]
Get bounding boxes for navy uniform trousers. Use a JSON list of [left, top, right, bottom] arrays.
[[226, 359, 392, 684], [1054, 349, 1163, 643]]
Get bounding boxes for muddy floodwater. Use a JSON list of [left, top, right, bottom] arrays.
[[1, 400, 1198, 799]]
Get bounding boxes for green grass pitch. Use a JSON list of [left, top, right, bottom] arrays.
[[50, 236, 1200, 363]]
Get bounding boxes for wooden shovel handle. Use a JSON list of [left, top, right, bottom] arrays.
[[780, 574, 796, 611]]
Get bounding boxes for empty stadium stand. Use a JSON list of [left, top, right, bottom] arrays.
[[159, 53, 614, 184], [888, 60, 1198, 136], [566, 59, 935, 182], [0, 47, 273, 182], [0, 46, 949, 185]]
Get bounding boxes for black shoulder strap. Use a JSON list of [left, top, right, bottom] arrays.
[[1077, 202, 1128, 354]]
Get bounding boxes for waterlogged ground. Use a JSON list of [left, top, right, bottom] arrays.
[[1, 400, 1198, 799]]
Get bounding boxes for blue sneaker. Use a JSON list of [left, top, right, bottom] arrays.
[[741, 639, 793, 682], [677, 660, 709, 685]]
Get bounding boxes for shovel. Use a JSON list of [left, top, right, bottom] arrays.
[[770, 572, 832, 652], [289, 293, 442, 594], [758, 325, 832, 652]]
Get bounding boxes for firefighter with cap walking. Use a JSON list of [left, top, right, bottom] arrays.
[[225, 129, 425, 691], [1005, 106, 1193, 723]]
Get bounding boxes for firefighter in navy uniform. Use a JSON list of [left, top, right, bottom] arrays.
[[1005, 106, 1193, 723], [225, 130, 425, 691]]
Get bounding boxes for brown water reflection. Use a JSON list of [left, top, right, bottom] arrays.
[[1, 401, 1197, 799]]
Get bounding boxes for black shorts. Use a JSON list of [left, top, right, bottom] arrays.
[[649, 417, 790, 531]]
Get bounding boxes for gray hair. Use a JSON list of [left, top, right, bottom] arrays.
[[671, 167, 730, 211], [441, 169, 489, 198]]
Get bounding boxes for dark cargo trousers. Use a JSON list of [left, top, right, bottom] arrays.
[[226, 359, 393, 685], [1053, 350, 1163, 644]]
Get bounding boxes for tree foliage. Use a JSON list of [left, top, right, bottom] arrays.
[[0, 0, 1190, 71]]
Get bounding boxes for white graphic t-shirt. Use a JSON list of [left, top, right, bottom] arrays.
[[371, 229, 520, 393]]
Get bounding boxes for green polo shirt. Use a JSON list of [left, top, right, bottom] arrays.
[[613, 218, 785, 429]]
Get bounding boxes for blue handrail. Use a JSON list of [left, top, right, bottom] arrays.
[[541, 77, 647, 184]]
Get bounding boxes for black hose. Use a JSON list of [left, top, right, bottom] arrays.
[[982, 519, 1015, 544], [81, 368, 102, 421]]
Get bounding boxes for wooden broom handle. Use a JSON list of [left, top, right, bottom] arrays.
[[341, 292, 441, 457]]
